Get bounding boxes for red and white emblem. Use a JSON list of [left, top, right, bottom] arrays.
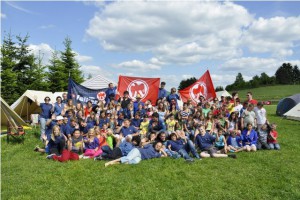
[[127, 79, 149, 100], [97, 91, 106, 101], [189, 82, 207, 103]]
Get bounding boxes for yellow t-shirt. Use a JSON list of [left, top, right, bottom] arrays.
[[166, 119, 176, 132], [140, 121, 149, 135]]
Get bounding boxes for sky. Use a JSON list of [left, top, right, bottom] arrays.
[[1, 1, 300, 91]]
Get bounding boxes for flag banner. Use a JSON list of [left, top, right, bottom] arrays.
[[68, 78, 115, 105], [179, 70, 216, 104], [117, 75, 160, 104]]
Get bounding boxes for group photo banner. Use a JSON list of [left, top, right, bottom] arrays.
[[68, 78, 115, 105], [117, 75, 160, 104]]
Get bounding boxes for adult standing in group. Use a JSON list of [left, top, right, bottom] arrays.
[[247, 92, 258, 106], [35, 96, 53, 140], [166, 87, 181, 110], [61, 93, 68, 104], [52, 96, 65, 117], [158, 82, 167, 100], [241, 104, 257, 130], [133, 94, 144, 114], [105, 83, 116, 106], [118, 90, 131, 109]]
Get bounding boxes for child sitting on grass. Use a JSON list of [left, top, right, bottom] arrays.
[[215, 129, 227, 154], [268, 123, 280, 150], [81, 128, 102, 159], [257, 124, 271, 150]]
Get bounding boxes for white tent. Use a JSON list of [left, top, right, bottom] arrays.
[[216, 90, 232, 101], [1, 97, 27, 128], [81, 75, 116, 89], [11, 90, 65, 122], [284, 103, 300, 121]]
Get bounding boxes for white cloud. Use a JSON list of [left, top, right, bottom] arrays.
[[182, 74, 194, 80], [86, 1, 252, 64], [211, 74, 252, 88], [1, 13, 6, 19], [80, 65, 114, 79], [243, 16, 300, 57], [39, 24, 55, 29], [115, 60, 161, 72], [74, 51, 93, 63], [29, 43, 54, 65]]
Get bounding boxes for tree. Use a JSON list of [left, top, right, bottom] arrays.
[[0, 32, 19, 105], [47, 50, 66, 92], [260, 72, 270, 85], [292, 65, 300, 84], [215, 86, 224, 92], [60, 37, 84, 90], [275, 63, 294, 84], [234, 73, 246, 88], [178, 77, 197, 91]]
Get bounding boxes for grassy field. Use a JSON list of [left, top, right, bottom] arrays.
[[2, 105, 300, 200], [229, 85, 300, 103]]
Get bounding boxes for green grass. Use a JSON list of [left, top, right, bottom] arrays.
[[230, 85, 300, 103], [2, 105, 300, 200]]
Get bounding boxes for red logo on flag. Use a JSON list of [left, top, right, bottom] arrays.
[[189, 82, 207, 102], [118, 75, 160, 105], [97, 92, 106, 101], [127, 80, 149, 100]]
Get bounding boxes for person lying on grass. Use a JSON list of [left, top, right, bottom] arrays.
[[104, 141, 167, 167], [195, 125, 237, 159], [95, 134, 134, 161], [167, 132, 200, 162]]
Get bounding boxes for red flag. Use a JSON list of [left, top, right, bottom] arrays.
[[118, 75, 160, 104], [179, 70, 216, 104]]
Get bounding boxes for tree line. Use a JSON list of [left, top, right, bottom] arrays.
[[225, 63, 300, 91], [1, 33, 84, 105], [178, 63, 300, 92]]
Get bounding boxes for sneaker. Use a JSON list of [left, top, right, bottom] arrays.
[[228, 154, 237, 159], [185, 158, 194, 163], [79, 155, 84, 159], [34, 145, 40, 152], [46, 154, 55, 159], [94, 156, 103, 161], [82, 156, 90, 159]]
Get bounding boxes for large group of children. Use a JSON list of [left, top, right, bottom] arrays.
[[33, 82, 280, 166]]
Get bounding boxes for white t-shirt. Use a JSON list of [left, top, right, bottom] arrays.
[[254, 107, 266, 125]]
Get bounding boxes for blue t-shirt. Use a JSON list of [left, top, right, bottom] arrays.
[[119, 141, 134, 156], [133, 101, 145, 114], [40, 103, 53, 119], [167, 139, 184, 152], [158, 88, 167, 99], [120, 125, 137, 137], [45, 121, 61, 137], [195, 133, 215, 151], [131, 118, 142, 128], [47, 134, 65, 150], [80, 123, 94, 135], [64, 124, 76, 136], [148, 119, 166, 132], [138, 144, 161, 160], [99, 118, 108, 128], [53, 102, 64, 116], [241, 129, 258, 146], [84, 137, 99, 150]]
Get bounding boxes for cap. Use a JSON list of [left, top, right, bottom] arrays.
[[136, 94, 142, 99], [56, 116, 64, 121]]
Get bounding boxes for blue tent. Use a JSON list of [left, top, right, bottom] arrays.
[[276, 93, 300, 116]]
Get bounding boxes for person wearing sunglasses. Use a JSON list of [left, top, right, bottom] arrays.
[[35, 96, 53, 141]]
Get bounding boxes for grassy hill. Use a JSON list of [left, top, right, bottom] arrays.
[[229, 85, 300, 103], [2, 105, 300, 200]]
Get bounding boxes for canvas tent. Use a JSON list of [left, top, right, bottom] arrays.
[[283, 103, 300, 121], [1, 97, 27, 128], [276, 93, 300, 116], [216, 90, 232, 101], [11, 90, 65, 122], [81, 74, 116, 90]]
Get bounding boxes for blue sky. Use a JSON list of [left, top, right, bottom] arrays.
[[1, 1, 300, 90]]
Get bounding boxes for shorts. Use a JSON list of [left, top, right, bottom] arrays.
[[203, 146, 218, 156]]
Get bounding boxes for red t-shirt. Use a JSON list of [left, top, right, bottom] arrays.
[[248, 99, 258, 105], [268, 130, 278, 143]]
